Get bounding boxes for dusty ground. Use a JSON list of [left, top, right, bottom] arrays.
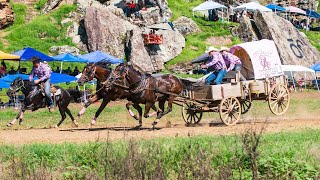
[[0, 92, 319, 145], [0, 118, 320, 145]]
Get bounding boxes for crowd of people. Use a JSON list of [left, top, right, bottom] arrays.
[[53, 66, 80, 76], [198, 46, 245, 85], [0, 59, 81, 78]]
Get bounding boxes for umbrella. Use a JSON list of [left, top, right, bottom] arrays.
[[0, 51, 20, 60], [284, 6, 306, 15], [192, 1, 227, 12], [13, 47, 54, 61], [306, 9, 320, 18], [266, 4, 286, 12], [79, 51, 124, 64], [234, 2, 272, 12], [52, 53, 88, 74]]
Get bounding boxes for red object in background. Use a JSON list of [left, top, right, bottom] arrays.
[[129, 3, 136, 9], [143, 34, 163, 45]]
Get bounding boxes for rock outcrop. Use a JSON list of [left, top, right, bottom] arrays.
[[49, 45, 81, 55], [41, 0, 63, 14], [84, 6, 135, 59], [126, 25, 185, 72], [237, 11, 320, 67], [235, 16, 259, 42], [0, 0, 14, 29], [173, 16, 201, 36]]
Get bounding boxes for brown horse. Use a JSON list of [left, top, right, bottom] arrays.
[[77, 64, 130, 126], [105, 63, 183, 129]]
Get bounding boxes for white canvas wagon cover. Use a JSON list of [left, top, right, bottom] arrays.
[[230, 39, 283, 80]]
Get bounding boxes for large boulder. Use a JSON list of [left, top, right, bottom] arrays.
[[237, 11, 320, 67], [138, 6, 162, 25], [49, 45, 81, 55], [84, 6, 135, 59], [235, 16, 259, 42], [173, 16, 201, 36], [0, 0, 14, 29], [125, 25, 185, 72], [41, 0, 63, 14]]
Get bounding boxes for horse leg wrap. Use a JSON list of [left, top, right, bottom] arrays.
[[19, 112, 24, 120], [79, 107, 86, 116], [7, 119, 17, 126], [90, 117, 97, 125], [148, 111, 157, 117], [128, 109, 135, 117]]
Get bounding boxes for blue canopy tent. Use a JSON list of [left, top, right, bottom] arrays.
[[52, 53, 88, 74], [266, 4, 285, 12], [79, 51, 124, 64], [13, 47, 54, 61], [0, 73, 76, 85], [0, 79, 9, 89], [51, 73, 77, 84], [310, 63, 320, 72], [306, 9, 320, 18]]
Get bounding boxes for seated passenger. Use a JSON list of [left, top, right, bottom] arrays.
[[200, 46, 227, 85], [220, 47, 246, 81]]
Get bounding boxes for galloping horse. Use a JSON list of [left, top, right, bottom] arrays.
[[77, 64, 131, 126], [6, 78, 77, 127], [105, 63, 183, 129]]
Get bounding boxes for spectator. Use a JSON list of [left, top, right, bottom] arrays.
[[55, 67, 60, 73], [8, 66, 16, 75], [63, 67, 72, 75], [72, 66, 80, 76]]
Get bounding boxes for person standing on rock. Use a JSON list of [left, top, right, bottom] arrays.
[[200, 47, 227, 85]]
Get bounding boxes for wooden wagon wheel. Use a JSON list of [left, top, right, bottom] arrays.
[[240, 99, 252, 114], [268, 84, 290, 115], [219, 97, 241, 126], [181, 103, 203, 125]]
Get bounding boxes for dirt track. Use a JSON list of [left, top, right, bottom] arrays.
[[1, 118, 320, 145]]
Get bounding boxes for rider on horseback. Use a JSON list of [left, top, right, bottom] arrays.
[[28, 56, 54, 109]]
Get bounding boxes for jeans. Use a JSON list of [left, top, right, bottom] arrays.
[[205, 69, 227, 85], [44, 79, 53, 106], [233, 64, 246, 81]]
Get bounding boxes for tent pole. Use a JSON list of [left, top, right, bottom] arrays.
[[291, 71, 296, 92], [60, 61, 63, 74], [304, 71, 307, 91]]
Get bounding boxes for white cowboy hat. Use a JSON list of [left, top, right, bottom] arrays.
[[220, 46, 230, 52], [205, 46, 219, 53]]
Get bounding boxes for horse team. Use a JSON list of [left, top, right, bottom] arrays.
[[6, 63, 183, 129]]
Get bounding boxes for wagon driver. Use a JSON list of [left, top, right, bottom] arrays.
[[220, 47, 246, 81], [29, 56, 54, 109], [200, 46, 227, 85]]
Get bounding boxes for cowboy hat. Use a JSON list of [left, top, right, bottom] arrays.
[[29, 56, 41, 62], [205, 46, 219, 53], [220, 46, 230, 52]]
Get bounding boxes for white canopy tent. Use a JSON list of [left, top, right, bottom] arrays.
[[192, 0, 228, 20], [284, 6, 306, 15], [234, 2, 272, 12], [281, 65, 319, 92]]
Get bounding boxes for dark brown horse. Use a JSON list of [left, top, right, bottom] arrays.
[[105, 63, 183, 129], [77, 64, 131, 127]]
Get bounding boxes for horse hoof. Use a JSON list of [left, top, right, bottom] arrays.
[[54, 125, 59, 128], [73, 121, 79, 127], [6, 123, 12, 127]]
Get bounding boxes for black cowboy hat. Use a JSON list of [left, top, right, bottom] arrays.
[[29, 56, 41, 62]]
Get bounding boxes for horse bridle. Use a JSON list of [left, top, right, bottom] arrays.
[[82, 65, 97, 83], [9, 80, 25, 92]]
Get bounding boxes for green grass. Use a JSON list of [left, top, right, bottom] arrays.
[[34, 0, 48, 10], [6, 2, 27, 30], [304, 30, 320, 52], [2, 4, 76, 54], [0, 130, 319, 178]]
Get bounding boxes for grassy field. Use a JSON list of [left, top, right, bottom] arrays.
[[0, 129, 319, 179]]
